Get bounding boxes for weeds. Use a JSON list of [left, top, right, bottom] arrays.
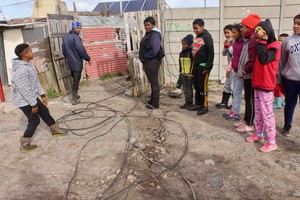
[[46, 88, 60, 99], [100, 71, 125, 80]]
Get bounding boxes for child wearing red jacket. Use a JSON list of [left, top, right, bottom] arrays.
[[245, 19, 281, 152]]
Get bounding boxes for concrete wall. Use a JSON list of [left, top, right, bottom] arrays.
[[162, 0, 300, 83], [3, 28, 24, 85]]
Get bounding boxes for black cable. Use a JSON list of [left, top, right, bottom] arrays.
[[0, 0, 33, 7]]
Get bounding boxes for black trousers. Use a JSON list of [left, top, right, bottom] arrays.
[[143, 58, 162, 107], [19, 98, 55, 138], [243, 78, 255, 126], [193, 67, 210, 108], [71, 70, 82, 93]]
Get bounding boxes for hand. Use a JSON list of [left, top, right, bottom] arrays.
[[202, 70, 208, 75], [226, 71, 231, 77], [42, 97, 48, 107], [31, 106, 38, 114]]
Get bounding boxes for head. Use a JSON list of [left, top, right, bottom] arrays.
[[181, 34, 194, 50], [14, 43, 33, 61], [278, 33, 289, 44], [144, 16, 156, 32], [293, 14, 300, 35], [232, 23, 242, 40], [255, 19, 277, 44], [223, 24, 233, 39], [193, 18, 205, 36], [241, 14, 261, 36], [72, 21, 82, 34]]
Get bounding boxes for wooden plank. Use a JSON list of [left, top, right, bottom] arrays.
[[47, 14, 74, 20]]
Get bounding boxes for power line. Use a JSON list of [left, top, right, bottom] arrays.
[[0, 0, 34, 8]]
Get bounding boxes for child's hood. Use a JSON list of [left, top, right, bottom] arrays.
[[12, 58, 29, 72], [256, 19, 277, 44]]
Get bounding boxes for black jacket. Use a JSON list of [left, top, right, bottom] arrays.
[[62, 30, 90, 71], [139, 30, 162, 63]]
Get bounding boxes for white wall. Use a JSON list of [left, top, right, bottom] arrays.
[[3, 28, 24, 85]]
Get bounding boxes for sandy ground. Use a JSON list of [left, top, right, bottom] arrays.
[[0, 76, 300, 200]]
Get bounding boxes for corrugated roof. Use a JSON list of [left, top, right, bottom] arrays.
[[93, 0, 157, 15]]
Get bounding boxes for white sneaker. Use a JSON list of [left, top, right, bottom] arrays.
[[171, 88, 181, 95]]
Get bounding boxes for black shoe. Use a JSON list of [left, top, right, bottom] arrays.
[[282, 125, 292, 137], [187, 104, 201, 111], [215, 103, 227, 109], [227, 105, 232, 110], [145, 104, 159, 110], [197, 108, 208, 115], [144, 100, 153, 105], [180, 102, 192, 109]]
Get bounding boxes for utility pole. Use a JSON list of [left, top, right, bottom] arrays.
[[120, 0, 123, 17], [204, 0, 206, 7]]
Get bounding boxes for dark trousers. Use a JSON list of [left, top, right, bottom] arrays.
[[193, 67, 209, 108], [243, 78, 255, 126], [182, 75, 193, 104], [176, 73, 183, 89], [282, 77, 300, 126], [19, 98, 55, 138], [143, 58, 162, 107], [71, 70, 82, 93]]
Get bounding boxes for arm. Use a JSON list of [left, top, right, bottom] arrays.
[[257, 40, 278, 64], [143, 32, 161, 60], [277, 40, 288, 84], [204, 35, 214, 72], [74, 36, 91, 62], [243, 37, 257, 74]]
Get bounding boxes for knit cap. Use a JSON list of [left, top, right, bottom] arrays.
[[14, 43, 29, 57], [241, 14, 261, 29], [182, 34, 194, 46], [72, 21, 81, 29]]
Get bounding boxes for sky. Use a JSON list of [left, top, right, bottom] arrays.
[[0, 0, 219, 20]]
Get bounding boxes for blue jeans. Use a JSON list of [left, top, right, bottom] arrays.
[[231, 72, 244, 114], [282, 77, 300, 126], [223, 71, 234, 94]]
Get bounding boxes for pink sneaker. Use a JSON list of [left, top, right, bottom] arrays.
[[233, 120, 245, 128], [245, 133, 264, 143], [236, 125, 254, 133], [259, 142, 278, 152]]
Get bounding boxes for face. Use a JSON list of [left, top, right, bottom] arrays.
[[255, 26, 266, 41], [240, 24, 250, 37], [232, 28, 241, 40], [181, 40, 190, 50], [74, 27, 82, 34], [144, 21, 154, 32], [293, 18, 300, 35], [224, 29, 233, 39], [23, 47, 33, 60], [278, 36, 287, 44], [193, 24, 204, 36]]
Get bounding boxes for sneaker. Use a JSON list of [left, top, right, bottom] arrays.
[[145, 104, 159, 110], [187, 104, 201, 111], [281, 125, 292, 137], [180, 102, 192, 109], [215, 103, 227, 109], [224, 113, 240, 121], [223, 110, 234, 118], [233, 120, 246, 128], [245, 133, 265, 143], [259, 142, 278, 152], [197, 108, 208, 115], [236, 125, 254, 133]]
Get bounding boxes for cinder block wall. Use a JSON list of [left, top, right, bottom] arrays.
[[162, 0, 299, 84]]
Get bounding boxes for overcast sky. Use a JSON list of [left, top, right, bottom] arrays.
[[0, 0, 219, 20]]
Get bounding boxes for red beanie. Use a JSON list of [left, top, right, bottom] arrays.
[[241, 14, 261, 29]]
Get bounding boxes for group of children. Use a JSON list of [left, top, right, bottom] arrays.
[[174, 13, 300, 152]]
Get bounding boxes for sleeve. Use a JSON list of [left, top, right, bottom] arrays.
[[204, 35, 214, 72], [189, 52, 194, 75], [179, 56, 182, 73], [277, 40, 288, 84], [227, 62, 232, 72], [243, 37, 257, 74], [222, 45, 233, 57], [143, 32, 161, 60], [257, 40, 278, 64], [75, 36, 91, 62], [15, 69, 38, 106]]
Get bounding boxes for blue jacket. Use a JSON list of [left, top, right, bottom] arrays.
[[62, 30, 90, 71], [139, 30, 162, 63]]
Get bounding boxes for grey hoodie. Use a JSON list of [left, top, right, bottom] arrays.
[[11, 59, 45, 107], [277, 33, 300, 84]]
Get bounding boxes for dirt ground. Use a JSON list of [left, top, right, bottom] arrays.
[[0, 76, 300, 200]]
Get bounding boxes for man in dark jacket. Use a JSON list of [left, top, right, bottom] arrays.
[[62, 21, 91, 105]]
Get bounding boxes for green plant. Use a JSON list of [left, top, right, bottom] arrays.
[[46, 88, 60, 99], [100, 72, 125, 80]]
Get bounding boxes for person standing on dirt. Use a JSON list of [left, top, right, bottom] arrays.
[[245, 19, 281, 152], [11, 43, 68, 153], [187, 18, 214, 115], [277, 14, 300, 137], [62, 21, 91, 105], [139, 16, 163, 109]]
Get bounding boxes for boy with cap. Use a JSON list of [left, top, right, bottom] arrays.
[[62, 21, 91, 105], [177, 34, 194, 109], [11, 43, 68, 153]]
